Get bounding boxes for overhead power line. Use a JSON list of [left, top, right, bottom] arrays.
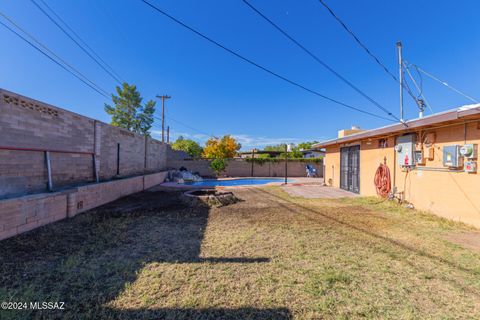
[[407, 62, 479, 104], [403, 62, 433, 114], [0, 11, 209, 140], [30, 0, 124, 84], [38, 0, 125, 83], [315, 0, 419, 104], [316, 0, 398, 82], [166, 116, 214, 137], [0, 16, 110, 99], [0, 11, 110, 98], [140, 0, 394, 122], [153, 115, 213, 138], [242, 0, 400, 123]]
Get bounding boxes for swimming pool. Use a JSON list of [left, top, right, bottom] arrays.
[[183, 178, 295, 187]]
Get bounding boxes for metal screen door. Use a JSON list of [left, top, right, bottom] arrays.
[[340, 146, 360, 193]]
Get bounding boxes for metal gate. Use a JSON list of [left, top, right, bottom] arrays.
[[340, 145, 360, 193]]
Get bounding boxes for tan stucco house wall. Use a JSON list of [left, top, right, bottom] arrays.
[[319, 106, 480, 228]]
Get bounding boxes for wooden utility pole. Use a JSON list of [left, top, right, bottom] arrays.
[[156, 95, 171, 143], [167, 126, 170, 144]]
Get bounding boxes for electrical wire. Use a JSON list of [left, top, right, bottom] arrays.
[[242, 0, 400, 123], [316, 0, 397, 82], [0, 11, 209, 141], [0, 18, 110, 99], [141, 0, 395, 122], [315, 0, 419, 104], [407, 62, 479, 104], [167, 116, 214, 137], [0, 11, 111, 98], [38, 0, 125, 83], [403, 62, 433, 114], [30, 0, 124, 84], [152, 115, 214, 137]]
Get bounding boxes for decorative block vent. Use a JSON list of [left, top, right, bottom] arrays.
[[3, 94, 59, 117]]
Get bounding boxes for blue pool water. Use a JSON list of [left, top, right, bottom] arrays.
[[183, 178, 295, 187]]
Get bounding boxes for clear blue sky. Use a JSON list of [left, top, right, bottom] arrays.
[[1, 0, 479, 150]]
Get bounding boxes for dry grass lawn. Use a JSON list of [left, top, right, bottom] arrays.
[[1, 186, 480, 319]]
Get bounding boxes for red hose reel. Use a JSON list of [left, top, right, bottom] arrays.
[[374, 163, 391, 198]]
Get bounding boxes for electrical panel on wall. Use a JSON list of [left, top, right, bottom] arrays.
[[395, 134, 415, 167], [414, 150, 425, 165], [443, 145, 463, 168]]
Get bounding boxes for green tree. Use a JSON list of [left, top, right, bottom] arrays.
[[263, 141, 319, 159], [264, 143, 302, 158], [210, 158, 227, 175], [264, 144, 285, 152], [171, 136, 203, 158], [297, 141, 319, 150], [104, 83, 156, 135]]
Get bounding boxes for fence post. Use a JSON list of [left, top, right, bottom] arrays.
[[144, 135, 148, 172], [93, 120, 101, 182], [45, 151, 53, 191]]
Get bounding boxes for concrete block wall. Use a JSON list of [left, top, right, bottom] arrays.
[[0, 88, 170, 198], [144, 171, 168, 190], [0, 150, 47, 196], [0, 192, 67, 241], [75, 176, 145, 214], [97, 122, 150, 179], [146, 139, 168, 172], [169, 158, 323, 177], [0, 172, 168, 241], [0, 90, 95, 152], [169, 159, 215, 176]]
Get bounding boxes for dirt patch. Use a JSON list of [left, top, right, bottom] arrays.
[[445, 231, 480, 252]]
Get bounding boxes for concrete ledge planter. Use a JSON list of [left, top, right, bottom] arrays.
[[181, 189, 239, 207]]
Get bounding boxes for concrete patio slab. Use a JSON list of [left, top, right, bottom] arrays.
[[282, 184, 359, 199]]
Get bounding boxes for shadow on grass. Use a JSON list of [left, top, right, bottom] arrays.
[[0, 190, 270, 319], [254, 188, 480, 277], [102, 307, 292, 320]]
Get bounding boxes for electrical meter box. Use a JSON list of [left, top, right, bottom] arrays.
[[464, 161, 477, 173], [396, 134, 415, 166], [460, 144, 477, 159], [443, 145, 462, 167], [414, 150, 425, 165]]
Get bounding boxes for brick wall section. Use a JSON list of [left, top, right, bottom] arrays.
[[0, 192, 67, 241], [0, 172, 167, 241], [169, 159, 215, 176], [0, 150, 47, 197], [50, 152, 94, 189], [75, 176, 144, 214], [0, 90, 95, 152], [97, 122, 146, 179], [169, 159, 323, 177], [144, 171, 168, 190], [146, 139, 168, 172], [0, 88, 170, 198]]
